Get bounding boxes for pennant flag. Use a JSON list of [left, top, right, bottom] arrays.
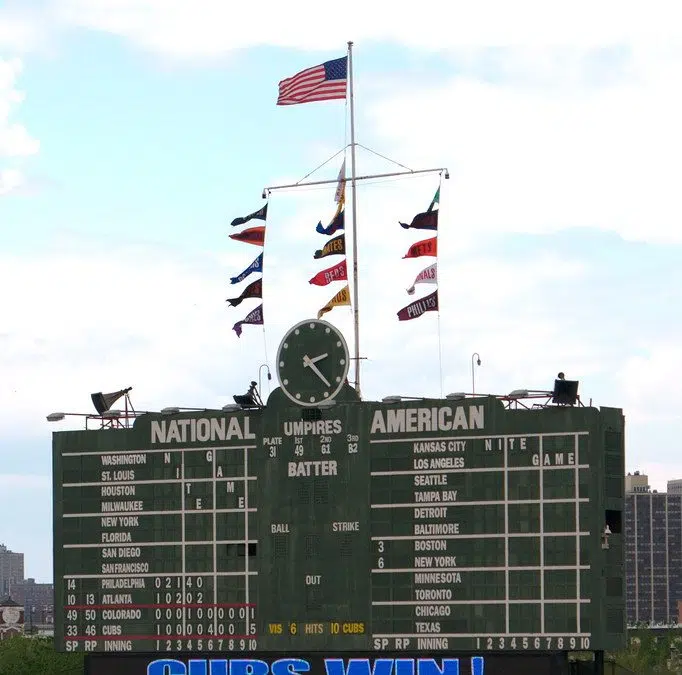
[[226, 278, 262, 307], [314, 233, 346, 259], [233, 303, 264, 337], [316, 206, 345, 236], [231, 203, 268, 227], [407, 263, 438, 295], [335, 160, 346, 203], [230, 253, 263, 285], [229, 226, 266, 247], [309, 259, 348, 287], [317, 285, 351, 319], [277, 56, 348, 106], [403, 236, 437, 259], [397, 290, 439, 321], [400, 187, 440, 230]]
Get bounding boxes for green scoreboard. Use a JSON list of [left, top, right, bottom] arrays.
[[53, 319, 626, 658]]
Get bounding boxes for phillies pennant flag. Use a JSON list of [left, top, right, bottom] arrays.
[[314, 233, 345, 259], [231, 203, 268, 227], [403, 236, 437, 259], [230, 253, 262, 285], [226, 278, 262, 307], [309, 259, 348, 287], [233, 303, 264, 337], [316, 206, 344, 236], [277, 56, 348, 106], [229, 226, 266, 247], [407, 262, 437, 295], [318, 284, 351, 319], [397, 290, 439, 321], [400, 187, 440, 230]]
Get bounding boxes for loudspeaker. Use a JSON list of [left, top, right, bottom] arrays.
[[552, 379, 579, 405], [91, 387, 132, 414]]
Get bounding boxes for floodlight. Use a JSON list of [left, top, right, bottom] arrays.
[[552, 375, 579, 405], [101, 410, 121, 418], [316, 400, 336, 409], [382, 396, 402, 403], [91, 387, 132, 415], [446, 392, 466, 401], [233, 381, 263, 409], [221, 404, 241, 413], [161, 407, 180, 415], [508, 389, 529, 399], [46, 412, 65, 422]]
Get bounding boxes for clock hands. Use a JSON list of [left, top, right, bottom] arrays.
[[303, 354, 331, 387], [309, 352, 328, 364]]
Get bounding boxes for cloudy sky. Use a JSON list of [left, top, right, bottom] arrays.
[[1, 1, 681, 582]]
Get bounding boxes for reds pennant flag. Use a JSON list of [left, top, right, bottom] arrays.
[[397, 290, 439, 321], [277, 56, 347, 106], [314, 233, 345, 259], [233, 304, 264, 337], [226, 277, 262, 307], [309, 259, 348, 287], [403, 236, 437, 259], [407, 262, 437, 295], [229, 226, 266, 247]]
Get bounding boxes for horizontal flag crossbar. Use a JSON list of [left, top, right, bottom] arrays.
[[262, 166, 448, 197]]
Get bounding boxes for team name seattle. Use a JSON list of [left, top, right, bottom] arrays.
[[370, 405, 484, 434]]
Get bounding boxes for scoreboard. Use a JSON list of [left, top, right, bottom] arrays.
[[52, 319, 626, 664]]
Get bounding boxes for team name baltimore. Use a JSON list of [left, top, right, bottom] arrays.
[[371, 405, 484, 434]]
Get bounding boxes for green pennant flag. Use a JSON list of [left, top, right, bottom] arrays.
[[428, 187, 440, 213]]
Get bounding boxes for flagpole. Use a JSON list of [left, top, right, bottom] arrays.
[[348, 40, 361, 399]]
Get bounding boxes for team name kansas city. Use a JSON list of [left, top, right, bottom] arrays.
[[370, 405, 484, 434]]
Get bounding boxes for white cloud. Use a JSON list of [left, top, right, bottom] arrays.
[[48, 0, 680, 58], [0, 167, 24, 194]]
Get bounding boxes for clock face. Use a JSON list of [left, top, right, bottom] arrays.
[[2, 608, 20, 625], [276, 319, 350, 407]]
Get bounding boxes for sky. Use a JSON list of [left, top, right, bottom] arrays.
[[1, 1, 681, 582]]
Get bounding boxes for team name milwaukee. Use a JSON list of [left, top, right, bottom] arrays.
[[150, 417, 255, 444], [370, 405, 484, 434]]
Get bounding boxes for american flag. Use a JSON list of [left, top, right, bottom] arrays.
[[277, 56, 347, 106]]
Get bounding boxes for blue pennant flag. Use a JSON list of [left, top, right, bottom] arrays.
[[316, 207, 345, 236], [230, 253, 263, 285]]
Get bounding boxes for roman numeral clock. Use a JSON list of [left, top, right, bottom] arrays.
[[276, 319, 350, 406]]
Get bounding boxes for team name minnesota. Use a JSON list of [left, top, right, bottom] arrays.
[[150, 417, 255, 444], [370, 405, 484, 434]]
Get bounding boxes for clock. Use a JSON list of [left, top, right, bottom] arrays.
[[2, 607, 20, 625], [276, 319, 350, 407]]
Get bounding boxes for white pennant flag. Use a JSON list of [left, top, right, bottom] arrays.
[[407, 262, 438, 295], [334, 159, 346, 203]]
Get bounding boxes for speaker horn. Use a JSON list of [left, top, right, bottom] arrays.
[[91, 387, 133, 415]]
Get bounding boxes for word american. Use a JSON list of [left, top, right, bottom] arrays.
[[371, 405, 484, 434]]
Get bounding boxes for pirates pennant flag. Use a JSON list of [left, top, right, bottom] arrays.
[[314, 233, 345, 259], [231, 203, 268, 227], [407, 262, 437, 295], [233, 303, 264, 337], [230, 253, 263, 285], [400, 187, 440, 230], [403, 236, 437, 259], [318, 284, 351, 319], [309, 259, 348, 286], [226, 278, 262, 307], [229, 226, 266, 247], [316, 204, 345, 236], [397, 289, 439, 321]]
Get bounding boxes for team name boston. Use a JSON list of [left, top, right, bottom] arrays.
[[370, 405, 484, 434]]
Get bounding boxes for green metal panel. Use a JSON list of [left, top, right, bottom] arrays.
[[52, 387, 625, 655]]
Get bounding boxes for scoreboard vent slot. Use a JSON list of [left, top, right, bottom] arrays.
[[273, 536, 289, 558], [340, 535, 353, 557], [301, 408, 322, 421], [305, 587, 323, 610], [313, 481, 329, 504]]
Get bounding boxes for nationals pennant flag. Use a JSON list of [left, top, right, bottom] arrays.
[[407, 262, 437, 295], [230, 253, 262, 285], [314, 233, 345, 259], [309, 259, 348, 287], [229, 226, 266, 247], [316, 205, 345, 236], [277, 56, 347, 106], [231, 203, 268, 227], [226, 277, 262, 307], [317, 284, 351, 319], [397, 289, 439, 321], [403, 236, 437, 259], [400, 187, 440, 230], [233, 303, 264, 337]]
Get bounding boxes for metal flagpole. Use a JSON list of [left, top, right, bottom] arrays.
[[348, 40, 361, 399]]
